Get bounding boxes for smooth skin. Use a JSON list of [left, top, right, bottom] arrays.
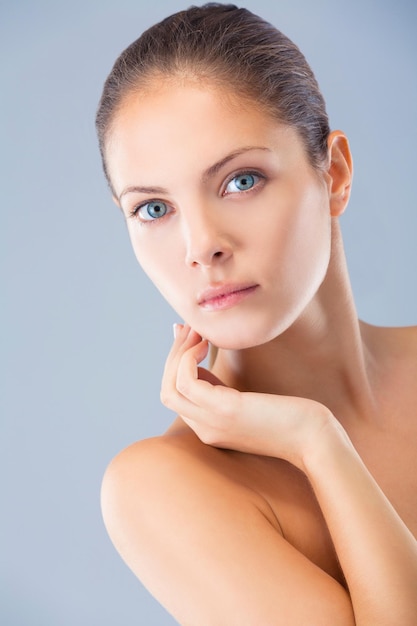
[[102, 82, 417, 625]]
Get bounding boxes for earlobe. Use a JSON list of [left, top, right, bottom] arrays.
[[327, 130, 353, 217]]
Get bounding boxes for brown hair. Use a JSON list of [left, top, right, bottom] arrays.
[[96, 3, 330, 191]]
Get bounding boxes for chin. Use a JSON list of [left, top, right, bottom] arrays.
[[182, 301, 303, 351], [202, 320, 288, 351]]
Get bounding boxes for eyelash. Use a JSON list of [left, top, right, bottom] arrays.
[[222, 170, 265, 196], [128, 201, 172, 225], [128, 169, 265, 225]]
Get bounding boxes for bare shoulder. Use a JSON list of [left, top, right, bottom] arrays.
[[101, 425, 354, 624], [358, 322, 417, 437], [361, 321, 417, 354], [361, 322, 417, 386], [101, 423, 277, 530], [101, 420, 309, 537], [385, 323, 417, 354]]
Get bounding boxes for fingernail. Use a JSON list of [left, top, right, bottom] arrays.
[[173, 323, 184, 338]]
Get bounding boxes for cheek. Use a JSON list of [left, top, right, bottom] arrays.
[[260, 183, 332, 298], [128, 226, 186, 304], [264, 181, 329, 256], [293, 203, 331, 295]]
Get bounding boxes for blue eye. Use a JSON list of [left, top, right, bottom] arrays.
[[138, 200, 169, 221], [225, 173, 258, 193]]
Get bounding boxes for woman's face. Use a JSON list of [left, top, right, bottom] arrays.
[[107, 82, 332, 349]]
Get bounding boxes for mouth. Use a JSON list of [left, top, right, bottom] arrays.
[[197, 283, 259, 311]]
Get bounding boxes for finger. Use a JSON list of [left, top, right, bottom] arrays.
[[173, 326, 202, 353], [172, 322, 184, 340], [161, 326, 203, 409], [176, 337, 209, 387], [176, 341, 240, 415], [161, 335, 213, 420], [171, 322, 189, 352], [163, 325, 199, 373]]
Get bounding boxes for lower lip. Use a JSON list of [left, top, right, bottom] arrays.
[[199, 285, 259, 311]]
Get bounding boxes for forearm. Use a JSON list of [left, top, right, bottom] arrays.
[[302, 421, 417, 625], [161, 329, 417, 621]]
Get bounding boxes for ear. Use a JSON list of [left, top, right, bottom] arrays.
[[326, 130, 353, 217]]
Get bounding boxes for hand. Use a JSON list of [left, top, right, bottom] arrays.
[[161, 324, 339, 470]]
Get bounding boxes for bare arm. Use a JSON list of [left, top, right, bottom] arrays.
[[102, 325, 417, 624], [303, 422, 417, 625], [102, 437, 355, 625]]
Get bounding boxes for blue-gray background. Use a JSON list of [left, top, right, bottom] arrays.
[[2, 0, 416, 624]]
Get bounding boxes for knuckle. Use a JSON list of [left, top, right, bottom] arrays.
[[176, 377, 191, 398], [217, 404, 236, 430], [218, 387, 240, 420], [197, 422, 228, 448], [160, 387, 173, 408], [219, 400, 234, 421], [199, 429, 218, 446]]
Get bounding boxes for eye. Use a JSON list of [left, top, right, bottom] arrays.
[[224, 172, 260, 194], [137, 200, 169, 221]]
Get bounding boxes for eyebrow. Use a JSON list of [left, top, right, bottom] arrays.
[[118, 145, 271, 202], [201, 145, 271, 182]]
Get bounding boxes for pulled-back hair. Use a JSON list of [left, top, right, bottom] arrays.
[[96, 3, 330, 189]]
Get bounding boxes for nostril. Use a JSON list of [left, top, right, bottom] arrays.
[[185, 239, 232, 268], [188, 249, 224, 267]]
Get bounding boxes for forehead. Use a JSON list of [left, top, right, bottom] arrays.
[[106, 82, 303, 195]]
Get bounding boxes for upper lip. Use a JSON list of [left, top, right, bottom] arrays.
[[197, 283, 258, 305]]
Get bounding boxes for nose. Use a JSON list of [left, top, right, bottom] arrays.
[[183, 207, 233, 268]]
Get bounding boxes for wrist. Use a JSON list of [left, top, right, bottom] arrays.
[[299, 409, 353, 476]]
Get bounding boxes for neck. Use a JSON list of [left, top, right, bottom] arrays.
[[212, 222, 379, 426]]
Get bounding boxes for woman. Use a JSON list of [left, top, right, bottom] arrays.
[[96, 4, 417, 624]]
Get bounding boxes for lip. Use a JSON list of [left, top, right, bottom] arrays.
[[197, 283, 259, 311]]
